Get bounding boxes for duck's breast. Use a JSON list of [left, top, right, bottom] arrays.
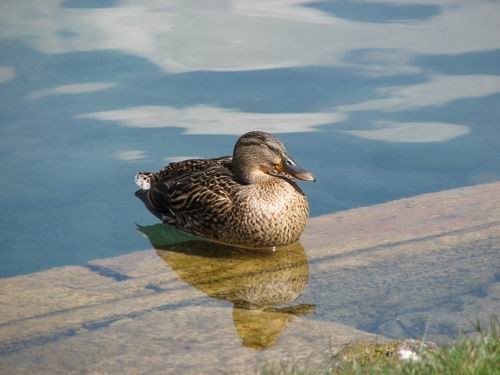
[[233, 179, 309, 246]]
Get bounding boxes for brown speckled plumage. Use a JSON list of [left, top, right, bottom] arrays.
[[135, 131, 315, 248]]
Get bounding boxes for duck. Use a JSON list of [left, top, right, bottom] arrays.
[[134, 131, 315, 248]]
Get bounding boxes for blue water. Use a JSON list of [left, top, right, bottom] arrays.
[[1, 0, 499, 277]]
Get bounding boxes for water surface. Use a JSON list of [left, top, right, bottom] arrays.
[[1, 0, 499, 277]]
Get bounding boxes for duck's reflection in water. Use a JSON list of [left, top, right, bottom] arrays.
[[138, 224, 315, 349]]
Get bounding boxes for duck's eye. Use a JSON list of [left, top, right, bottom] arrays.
[[285, 159, 295, 166]]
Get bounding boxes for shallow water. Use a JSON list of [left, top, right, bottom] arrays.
[[140, 224, 314, 350], [0, 184, 498, 372], [0, 1, 499, 280]]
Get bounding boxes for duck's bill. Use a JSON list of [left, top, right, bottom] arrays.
[[283, 159, 316, 182]]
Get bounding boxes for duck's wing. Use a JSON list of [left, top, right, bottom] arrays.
[[155, 156, 232, 181], [135, 156, 231, 190], [146, 163, 239, 237]]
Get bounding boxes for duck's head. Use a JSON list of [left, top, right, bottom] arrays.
[[232, 131, 316, 184]]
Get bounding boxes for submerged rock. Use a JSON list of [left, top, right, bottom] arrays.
[[336, 338, 438, 365]]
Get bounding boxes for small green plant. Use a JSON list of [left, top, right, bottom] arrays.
[[261, 317, 500, 375]]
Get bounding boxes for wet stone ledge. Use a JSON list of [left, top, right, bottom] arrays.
[[0, 182, 499, 374]]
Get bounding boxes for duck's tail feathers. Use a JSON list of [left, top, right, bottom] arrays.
[[135, 172, 153, 190]]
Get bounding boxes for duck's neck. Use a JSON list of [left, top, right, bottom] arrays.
[[232, 159, 272, 185]]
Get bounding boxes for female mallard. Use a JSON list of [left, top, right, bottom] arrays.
[[135, 131, 315, 248]]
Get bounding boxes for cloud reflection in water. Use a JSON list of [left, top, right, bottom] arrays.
[[76, 105, 346, 134], [0, 66, 15, 83], [113, 149, 147, 162], [1, 1, 499, 74], [336, 121, 470, 143], [337, 75, 500, 113], [26, 82, 117, 100]]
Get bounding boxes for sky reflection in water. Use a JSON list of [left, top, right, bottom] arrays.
[[0, 0, 500, 276]]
